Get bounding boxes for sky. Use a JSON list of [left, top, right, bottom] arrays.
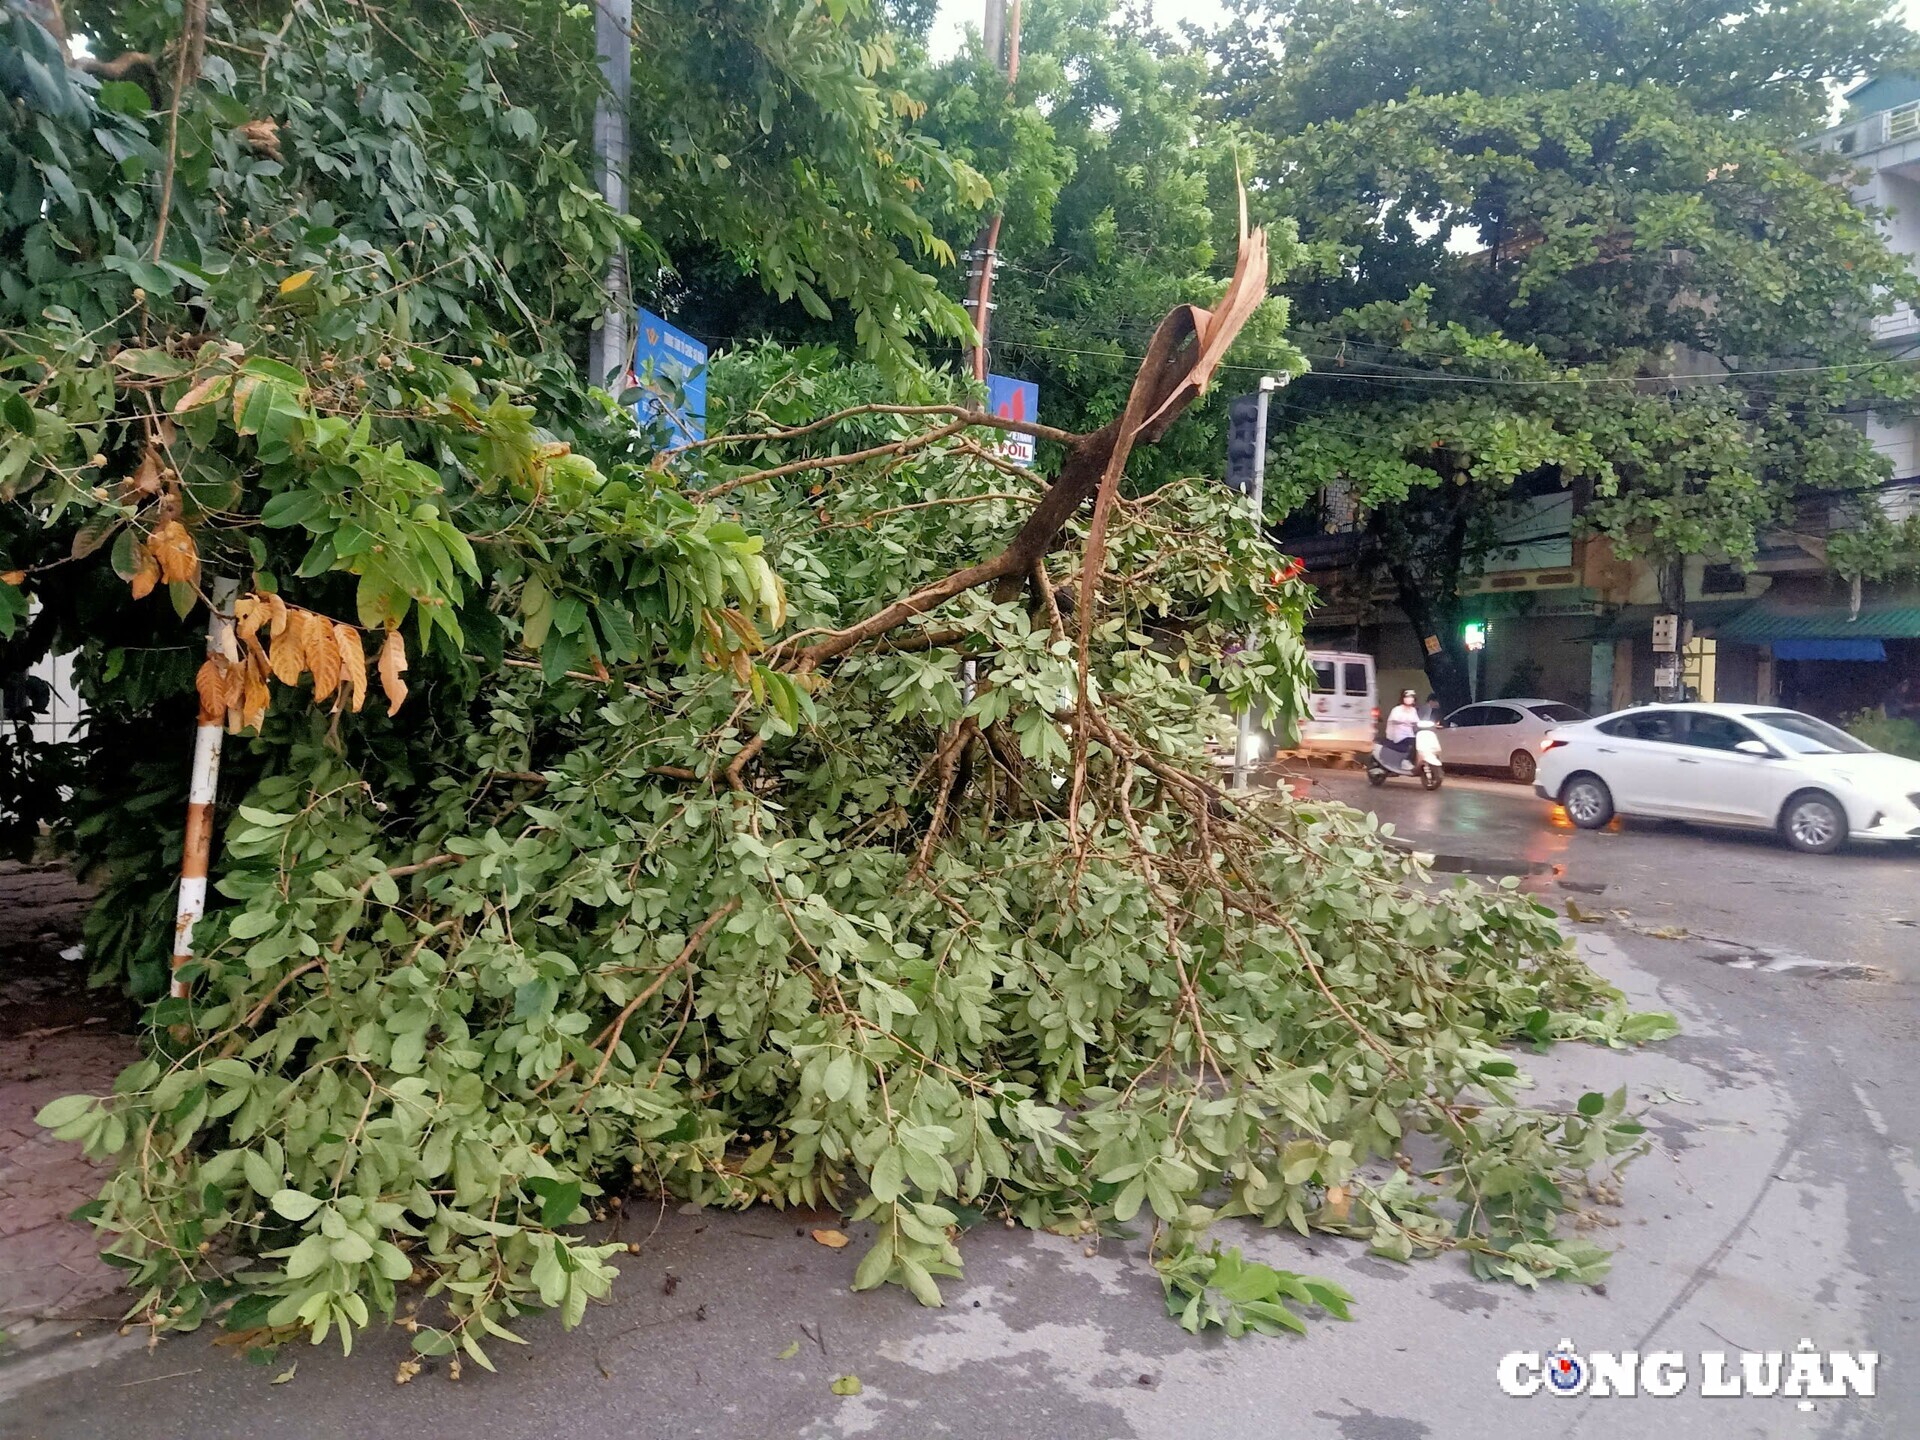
[[928, 0, 1232, 61]]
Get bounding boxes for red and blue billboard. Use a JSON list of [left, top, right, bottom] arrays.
[[986, 373, 1038, 468]]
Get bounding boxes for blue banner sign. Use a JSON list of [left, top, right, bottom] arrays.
[[986, 373, 1038, 468], [631, 308, 708, 446]]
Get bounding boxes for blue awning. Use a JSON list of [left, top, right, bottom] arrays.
[[1771, 638, 1887, 662]]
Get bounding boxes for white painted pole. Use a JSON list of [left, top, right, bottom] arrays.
[[170, 576, 237, 998], [1233, 375, 1277, 791]]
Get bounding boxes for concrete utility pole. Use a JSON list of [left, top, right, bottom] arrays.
[[1232, 374, 1278, 791], [587, 0, 633, 390], [966, 0, 1021, 381]]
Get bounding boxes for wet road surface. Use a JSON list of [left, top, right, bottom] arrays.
[[1294, 766, 1920, 984]]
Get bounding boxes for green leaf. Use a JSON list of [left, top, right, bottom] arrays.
[[95, 80, 151, 115], [112, 348, 188, 379], [243, 1149, 281, 1196], [259, 489, 329, 529], [2, 391, 34, 436], [239, 356, 310, 387], [270, 1189, 322, 1222], [34, 1094, 94, 1130], [529, 1177, 582, 1227], [822, 1051, 855, 1102]]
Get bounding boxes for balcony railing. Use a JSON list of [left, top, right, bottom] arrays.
[[1872, 301, 1919, 342], [1889, 100, 1920, 144]]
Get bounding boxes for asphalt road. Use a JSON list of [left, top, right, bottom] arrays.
[[5, 773, 1916, 1440]]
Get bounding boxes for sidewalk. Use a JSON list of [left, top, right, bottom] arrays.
[[0, 861, 133, 1351]]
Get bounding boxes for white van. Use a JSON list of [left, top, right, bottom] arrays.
[[1296, 650, 1377, 755]]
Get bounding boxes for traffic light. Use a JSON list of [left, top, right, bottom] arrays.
[[1224, 392, 1261, 495]]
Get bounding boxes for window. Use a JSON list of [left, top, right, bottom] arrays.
[[1445, 706, 1484, 727], [1743, 710, 1874, 755], [1599, 709, 1681, 742], [1528, 703, 1588, 723], [1481, 705, 1522, 727], [1342, 662, 1369, 696], [1681, 713, 1761, 753], [1312, 661, 1336, 694], [1701, 564, 1746, 596]]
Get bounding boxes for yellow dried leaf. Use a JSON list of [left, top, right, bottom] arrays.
[[128, 543, 159, 600], [193, 656, 227, 722], [279, 269, 315, 295], [265, 592, 288, 640], [335, 623, 368, 712], [130, 448, 164, 496], [1, 569, 24, 586], [269, 609, 307, 687], [148, 519, 200, 588], [378, 627, 408, 717], [233, 596, 266, 646], [308, 616, 341, 700], [222, 649, 250, 730], [719, 608, 763, 652], [241, 651, 271, 731], [235, 117, 281, 161], [172, 372, 229, 415], [809, 1229, 850, 1250]]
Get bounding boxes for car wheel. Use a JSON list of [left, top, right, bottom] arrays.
[[1562, 774, 1614, 830], [1781, 792, 1846, 855], [1508, 748, 1536, 784]]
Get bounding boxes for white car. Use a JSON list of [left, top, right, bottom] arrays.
[[1533, 702, 1920, 854], [1441, 697, 1590, 783]]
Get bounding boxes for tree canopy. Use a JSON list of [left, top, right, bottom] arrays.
[[1214, 0, 1918, 133], [1219, 6, 1920, 706]]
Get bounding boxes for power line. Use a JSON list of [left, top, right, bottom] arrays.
[[998, 331, 1920, 388]]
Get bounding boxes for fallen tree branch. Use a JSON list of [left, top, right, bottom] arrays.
[[783, 197, 1270, 680], [910, 719, 978, 880], [696, 419, 972, 502], [658, 404, 1082, 466], [575, 899, 740, 1105]]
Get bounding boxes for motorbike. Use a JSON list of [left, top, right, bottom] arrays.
[[1366, 721, 1443, 790]]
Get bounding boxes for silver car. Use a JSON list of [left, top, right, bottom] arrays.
[[1441, 698, 1590, 783]]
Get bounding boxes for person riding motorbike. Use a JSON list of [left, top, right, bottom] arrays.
[[1384, 689, 1422, 761]]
